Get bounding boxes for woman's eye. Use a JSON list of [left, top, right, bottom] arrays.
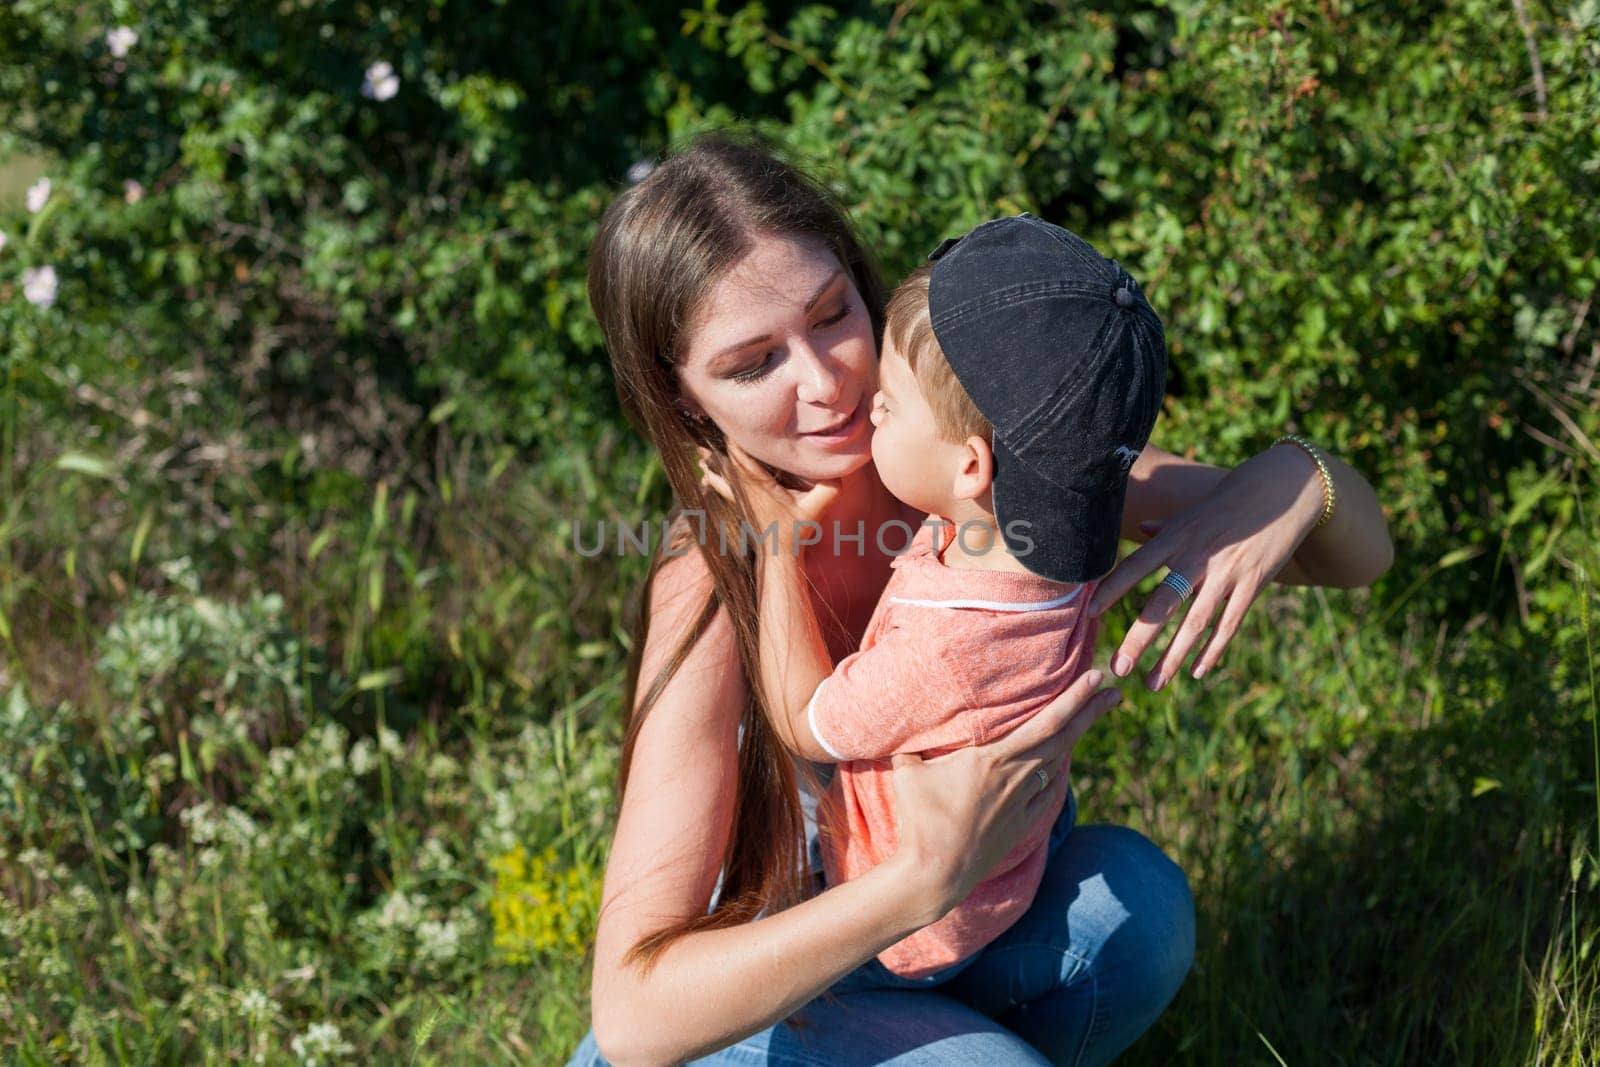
[[815, 302, 852, 329], [732, 354, 776, 384]]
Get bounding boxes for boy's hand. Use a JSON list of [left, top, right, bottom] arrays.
[[698, 442, 840, 554]]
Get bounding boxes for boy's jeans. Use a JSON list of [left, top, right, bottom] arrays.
[[566, 790, 1195, 1066]]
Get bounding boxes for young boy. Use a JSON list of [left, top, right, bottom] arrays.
[[755, 214, 1168, 980]]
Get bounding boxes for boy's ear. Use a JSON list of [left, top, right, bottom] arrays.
[[952, 435, 995, 503]]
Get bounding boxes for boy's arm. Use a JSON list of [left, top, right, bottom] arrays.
[[807, 627, 980, 763], [755, 550, 841, 763]]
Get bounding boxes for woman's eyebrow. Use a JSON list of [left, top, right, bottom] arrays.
[[803, 270, 845, 312], [708, 271, 846, 364], [709, 333, 771, 364]]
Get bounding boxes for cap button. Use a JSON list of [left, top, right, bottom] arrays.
[[1114, 286, 1135, 308]]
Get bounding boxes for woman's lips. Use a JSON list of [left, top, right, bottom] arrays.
[[801, 398, 867, 441]]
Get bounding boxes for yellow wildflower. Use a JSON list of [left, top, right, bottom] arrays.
[[488, 844, 599, 964]]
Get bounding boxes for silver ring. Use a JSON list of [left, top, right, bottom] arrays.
[[1160, 570, 1195, 602], [1034, 768, 1050, 793]]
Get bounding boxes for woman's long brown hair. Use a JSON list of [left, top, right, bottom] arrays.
[[586, 133, 886, 975]]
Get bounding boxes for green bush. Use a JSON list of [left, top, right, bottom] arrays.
[[4, 1, 1595, 613]]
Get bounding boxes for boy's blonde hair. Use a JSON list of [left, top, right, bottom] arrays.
[[884, 264, 993, 444]]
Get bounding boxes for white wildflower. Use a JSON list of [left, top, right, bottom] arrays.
[[238, 987, 279, 1022], [222, 807, 261, 851], [106, 27, 139, 58], [376, 725, 403, 758], [158, 555, 201, 593], [417, 836, 454, 874], [22, 266, 58, 308], [65, 885, 98, 917], [490, 790, 516, 834], [626, 159, 656, 184], [0, 230, 7, 253], [124, 179, 144, 204], [290, 1021, 354, 1065], [267, 746, 295, 780], [315, 722, 348, 771], [180, 801, 222, 845], [377, 890, 420, 930], [25, 178, 51, 214], [347, 737, 377, 777], [360, 61, 399, 102], [416, 918, 461, 962]]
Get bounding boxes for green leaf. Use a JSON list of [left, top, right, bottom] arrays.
[[55, 453, 114, 479], [356, 668, 405, 692]]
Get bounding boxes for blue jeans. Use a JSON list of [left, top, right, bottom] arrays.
[[566, 798, 1194, 1066]]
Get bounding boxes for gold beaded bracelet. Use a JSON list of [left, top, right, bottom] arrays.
[[1273, 434, 1337, 527]]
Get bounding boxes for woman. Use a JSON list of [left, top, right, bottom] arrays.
[[567, 135, 1393, 1066]]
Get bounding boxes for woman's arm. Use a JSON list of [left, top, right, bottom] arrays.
[[754, 548, 841, 764], [1119, 443, 1393, 586], [700, 440, 841, 763], [591, 549, 1120, 1067], [1091, 439, 1394, 691], [590, 552, 937, 1067]]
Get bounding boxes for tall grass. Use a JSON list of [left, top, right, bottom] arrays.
[[0, 389, 1595, 1063]]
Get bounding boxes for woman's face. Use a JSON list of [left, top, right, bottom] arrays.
[[677, 233, 878, 484]]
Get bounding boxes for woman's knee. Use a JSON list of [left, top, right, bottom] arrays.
[[1071, 824, 1195, 1002]]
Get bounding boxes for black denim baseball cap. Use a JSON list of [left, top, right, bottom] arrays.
[[927, 214, 1167, 583]]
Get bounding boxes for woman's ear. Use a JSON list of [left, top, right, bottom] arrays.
[[677, 397, 707, 420], [952, 435, 995, 502]]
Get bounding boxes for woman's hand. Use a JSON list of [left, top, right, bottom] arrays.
[[698, 442, 839, 553], [1087, 442, 1351, 691], [886, 670, 1121, 923]]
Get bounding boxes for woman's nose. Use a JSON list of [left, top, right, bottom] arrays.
[[793, 342, 844, 406]]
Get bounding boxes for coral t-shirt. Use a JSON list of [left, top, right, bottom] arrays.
[[806, 517, 1098, 978]]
